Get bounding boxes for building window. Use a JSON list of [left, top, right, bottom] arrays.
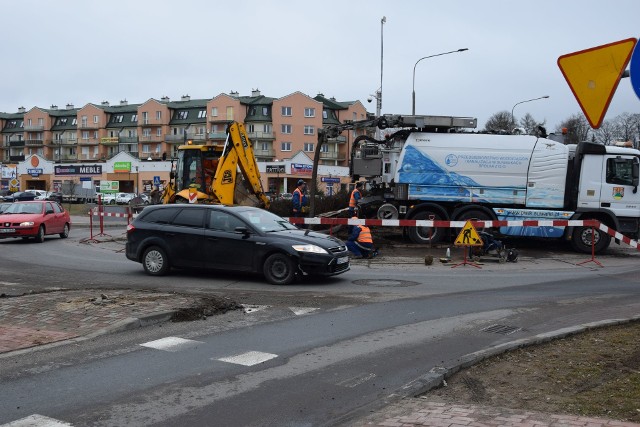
[[156, 111, 162, 120], [323, 110, 328, 119], [320, 144, 329, 153], [264, 124, 272, 133], [132, 114, 137, 122], [281, 142, 292, 151], [304, 143, 314, 152], [93, 115, 99, 124], [142, 144, 150, 153], [177, 111, 188, 120], [260, 142, 269, 151], [304, 108, 315, 117], [211, 107, 218, 117], [198, 110, 206, 118], [281, 124, 292, 134], [156, 128, 162, 137], [38, 118, 43, 126], [262, 106, 269, 115], [281, 106, 292, 116], [93, 131, 98, 139], [304, 125, 314, 135], [71, 118, 77, 126], [143, 128, 151, 137], [82, 131, 89, 140], [248, 124, 255, 133], [226, 106, 234, 120]]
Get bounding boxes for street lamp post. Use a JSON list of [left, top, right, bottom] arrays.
[[511, 96, 550, 128], [412, 48, 469, 115], [376, 16, 386, 139]]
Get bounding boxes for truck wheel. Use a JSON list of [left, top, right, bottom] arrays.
[[454, 210, 494, 235], [571, 226, 611, 254], [142, 246, 170, 276], [407, 211, 444, 244], [263, 253, 297, 285]]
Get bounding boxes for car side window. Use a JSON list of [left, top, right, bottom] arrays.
[[171, 209, 205, 228], [141, 208, 178, 224], [52, 203, 62, 214], [208, 211, 245, 232]]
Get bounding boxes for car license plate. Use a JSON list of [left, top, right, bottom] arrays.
[[0, 228, 15, 233], [337, 256, 349, 264]]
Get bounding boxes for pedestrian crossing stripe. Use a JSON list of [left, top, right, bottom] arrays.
[[454, 221, 484, 247], [217, 351, 278, 366], [140, 337, 203, 352]]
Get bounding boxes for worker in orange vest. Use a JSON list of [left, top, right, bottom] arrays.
[[348, 182, 363, 217], [346, 216, 376, 259]]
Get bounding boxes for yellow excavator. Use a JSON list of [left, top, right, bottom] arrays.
[[160, 122, 270, 209]]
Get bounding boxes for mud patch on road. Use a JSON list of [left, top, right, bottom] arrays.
[[171, 296, 243, 321]]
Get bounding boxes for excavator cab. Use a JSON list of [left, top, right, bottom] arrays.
[[174, 146, 220, 197]]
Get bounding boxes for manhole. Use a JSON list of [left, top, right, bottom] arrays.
[[481, 324, 522, 335], [352, 279, 420, 288]]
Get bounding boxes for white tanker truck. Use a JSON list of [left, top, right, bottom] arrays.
[[348, 115, 640, 253]]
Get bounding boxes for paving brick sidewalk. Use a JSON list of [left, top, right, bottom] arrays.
[[0, 289, 197, 353], [353, 399, 640, 427]]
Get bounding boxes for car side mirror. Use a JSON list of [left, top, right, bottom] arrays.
[[234, 226, 250, 235], [633, 158, 640, 193]]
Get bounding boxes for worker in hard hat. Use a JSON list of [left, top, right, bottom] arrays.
[[346, 215, 375, 259]]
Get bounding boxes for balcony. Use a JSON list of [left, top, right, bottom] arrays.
[[320, 151, 339, 160], [77, 138, 100, 146], [24, 124, 45, 131], [247, 131, 274, 140], [9, 140, 25, 147], [209, 132, 227, 140], [77, 122, 100, 130], [139, 135, 164, 142], [55, 138, 77, 146], [141, 152, 163, 160], [77, 154, 101, 161], [327, 135, 347, 143], [119, 136, 139, 144], [254, 148, 275, 157], [9, 155, 25, 161], [25, 139, 44, 146], [165, 135, 186, 143], [141, 118, 163, 126]]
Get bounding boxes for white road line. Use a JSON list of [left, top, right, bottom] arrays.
[[1, 414, 73, 427], [217, 351, 278, 366], [289, 307, 319, 316], [336, 372, 377, 388], [140, 337, 203, 352]]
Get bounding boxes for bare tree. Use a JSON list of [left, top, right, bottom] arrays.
[[614, 112, 636, 143], [556, 114, 592, 145], [593, 120, 617, 145], [519, 113, 547, 135], [484, 111, 512, 133]]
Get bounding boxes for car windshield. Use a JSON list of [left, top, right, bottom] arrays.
[[4, 203, 42, 214], [235, 209, 298, 232]]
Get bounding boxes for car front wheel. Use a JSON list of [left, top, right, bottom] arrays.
[[34, 225, 45, 243], [263, 253, 297, 285], [142, 246, 170, 276]]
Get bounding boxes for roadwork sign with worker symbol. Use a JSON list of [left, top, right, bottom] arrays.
[[454, 221, 484, 246]]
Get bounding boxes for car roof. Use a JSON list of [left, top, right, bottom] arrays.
[[143, 204, 262, 213]]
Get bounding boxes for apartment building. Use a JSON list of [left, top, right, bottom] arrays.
[[0, 90, 369, 195]]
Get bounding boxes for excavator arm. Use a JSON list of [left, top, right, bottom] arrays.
[[212, 122, 270, 208]]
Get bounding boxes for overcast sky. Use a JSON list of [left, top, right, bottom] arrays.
[[2, 0, 639, 130]]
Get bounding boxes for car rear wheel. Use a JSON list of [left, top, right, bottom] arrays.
[[263, 253, 297, 285], [142, 246, 169, 276], [59, 223, 69, 239], [34, 226, 45, 243]]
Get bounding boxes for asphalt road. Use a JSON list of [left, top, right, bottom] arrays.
[[1, 228, 640, 426]]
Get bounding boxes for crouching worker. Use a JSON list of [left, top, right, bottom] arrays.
[[346, 217, 374, 259]]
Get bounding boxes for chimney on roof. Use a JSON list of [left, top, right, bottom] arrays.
[[251, 88, 261, 97], [18, 106, 26, 113], [317, 93, 324, 97], [229, 91, 239, 98], [181, 95, 190, 101], [66, 103, 74, 110], [50, 105, 58, 110], [330, 97, 336, 101], [161, 96, 170, 102], [120, 99, 128, 106], [101, 101, 110, 106]]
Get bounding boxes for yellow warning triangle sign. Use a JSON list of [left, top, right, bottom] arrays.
[[558, 38, 637, 129], [454, 221, 484, 246]]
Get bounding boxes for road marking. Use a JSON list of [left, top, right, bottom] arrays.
[[243, 305, 270, 314], [140, 337, 203, 352], [217, 351, 278, 366], [336, 372, 377, 388], [289, 307, 319, 316], [1, 414, 72, 426]]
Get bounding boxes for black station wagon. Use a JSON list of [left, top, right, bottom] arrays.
[[125, 204, 350, 285]]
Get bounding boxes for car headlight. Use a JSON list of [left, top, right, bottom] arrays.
[[19, 221, 35, 227], [292, 244, 328, 254]]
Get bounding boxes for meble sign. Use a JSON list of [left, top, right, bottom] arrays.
[[54, 165, 103, 175]]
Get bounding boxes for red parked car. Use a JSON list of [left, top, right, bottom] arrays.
[[0, 201, 71, 242]]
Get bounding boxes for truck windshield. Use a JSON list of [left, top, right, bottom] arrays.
[[175, 149, 203, 192]]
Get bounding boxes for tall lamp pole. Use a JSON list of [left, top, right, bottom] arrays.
[[412, 48, 468, 115], [376, 16, 386, 139], [511, 96, 550, 128]]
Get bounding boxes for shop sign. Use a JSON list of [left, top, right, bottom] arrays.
[[291, 163, 312, 175], [266, 164, 286, 173], [55, 165, 103, 175], [114, 161, 131, 173], [27, 168, 43, 177]]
